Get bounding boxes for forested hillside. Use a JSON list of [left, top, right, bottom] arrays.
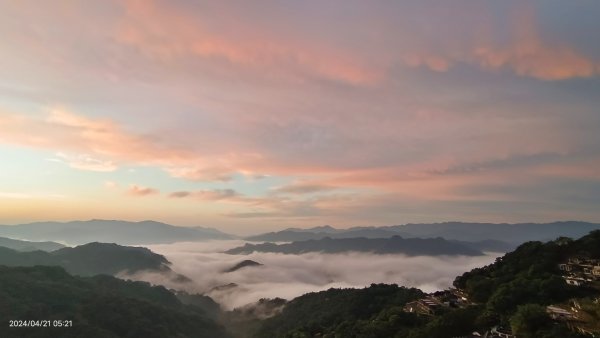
[[255, 284, 426, 338], [0, 242, 180, 277], [0, 265, 229, 338], [250, 231, 600, 338]]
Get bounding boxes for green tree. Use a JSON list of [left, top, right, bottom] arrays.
[[509, 304, 550, 338]]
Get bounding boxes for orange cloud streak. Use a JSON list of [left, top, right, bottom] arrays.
[[127, 184, 159, 196], [116, 0, 381, 85], [0, 108, 196, 168], [402, 5, 600, 80]]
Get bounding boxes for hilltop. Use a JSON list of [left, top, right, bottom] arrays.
[[0, 242, 187, 279], [0, 236, 65, 252]]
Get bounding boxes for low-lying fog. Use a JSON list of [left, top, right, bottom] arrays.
[[132, 240, 501, 310]]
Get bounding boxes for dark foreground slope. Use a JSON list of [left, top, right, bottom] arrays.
[[255, 284, 426, 338], [226, 236, 483, 256], [0, 265, 229, 338], [251, 231, 600, 338]]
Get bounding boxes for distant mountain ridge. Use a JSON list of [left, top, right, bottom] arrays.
[[245, 221, 600, 250], [282, 225, 338, 233], [0, 236, 65, 252], [245, 228, 402, 242], [386, 221, 600, 243], [0, 219, 233, 245], [3, 219, 598, 250], [226, 236, 483, 256]]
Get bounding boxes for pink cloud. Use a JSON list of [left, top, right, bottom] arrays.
[[0, 108, 234, 176], [272, 182, 337, 195], [0, 108, 192, 163], [169, 189, 239, 201], [469, 7, 599, 80], [54, 153, 117, 172], [165, 166, 234, 182], [115, 0, 381, 86], [127, 185, 159, 197], [400, 5, 600, 80]]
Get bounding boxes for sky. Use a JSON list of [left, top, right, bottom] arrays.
[[0, 1, 599, 234]]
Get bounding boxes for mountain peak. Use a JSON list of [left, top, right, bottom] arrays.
[[224, 260, 264, 273]]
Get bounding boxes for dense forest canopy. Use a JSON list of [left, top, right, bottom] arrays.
[[0, 265, 229, 338]]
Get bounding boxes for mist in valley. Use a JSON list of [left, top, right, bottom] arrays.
[[126, 240, 502, 309]]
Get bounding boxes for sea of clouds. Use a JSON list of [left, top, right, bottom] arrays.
[[127, 240, 501, 310]]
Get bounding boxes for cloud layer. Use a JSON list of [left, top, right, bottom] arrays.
[[133, 241, 501, 309]]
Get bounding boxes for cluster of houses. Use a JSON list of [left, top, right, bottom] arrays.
[[404, 287, 599, 337], [559, 257, 600, 286], [553, 257, 600, 336], [404, 289, 519, 337], [453, 327, 517, 338], [402, 262, 600, 337], [403, 288, 469, 316], [546, 299, 600, 337]]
